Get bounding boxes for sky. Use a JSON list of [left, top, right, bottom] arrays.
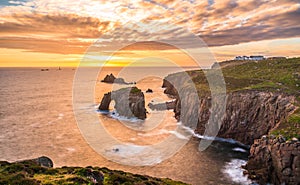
[[0, 0, 299, 67]]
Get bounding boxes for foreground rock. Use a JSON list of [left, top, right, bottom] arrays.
[[245, 136, 300, 185], [0, 157, 188, 185], [99, 87, 147, 120], [31, 156, 53, 168]]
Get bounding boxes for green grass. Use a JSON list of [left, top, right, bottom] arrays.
[[270, 109, 300, 140], [0, 161, 189, 185], [130, 86, 142, 94], [221, 58, 300, 94], [117, 86, 142, 94]]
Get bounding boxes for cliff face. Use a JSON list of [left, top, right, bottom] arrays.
[[246, 137, 300, 185], [164, 78, 296, 144], [163, 74, 299, 184]]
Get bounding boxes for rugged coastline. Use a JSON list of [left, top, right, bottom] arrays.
[[161, 58, 300, 184]]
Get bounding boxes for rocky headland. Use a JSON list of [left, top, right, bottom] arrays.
[[161, 58, 300, 184]]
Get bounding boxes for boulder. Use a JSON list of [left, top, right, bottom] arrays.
[[34, 156, 53, 168], [19, 156, 53, 168]]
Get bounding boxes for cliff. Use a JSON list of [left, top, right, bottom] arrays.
[[0, 157, 188, 185], [162, 58, 300, 184], [172, 89, 296, 145]]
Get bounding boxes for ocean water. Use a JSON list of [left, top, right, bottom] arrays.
[[0, 67, 253, 185]]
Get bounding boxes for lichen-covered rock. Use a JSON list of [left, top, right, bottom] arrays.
[[245, 137, 300, 185]]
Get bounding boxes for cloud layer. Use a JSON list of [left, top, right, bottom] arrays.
[[0, 0, 299, 54]]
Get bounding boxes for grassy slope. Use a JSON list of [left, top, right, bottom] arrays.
[[184, 58, 300, 140], [0, 160, 188, 185]]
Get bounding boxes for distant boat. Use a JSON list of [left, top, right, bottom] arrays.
[[41, 68, 49, 71], [58, 67, 61, 70]]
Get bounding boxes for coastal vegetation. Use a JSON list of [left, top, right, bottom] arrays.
[[183, 57, 300, 140], [0, 158, 188, 185]]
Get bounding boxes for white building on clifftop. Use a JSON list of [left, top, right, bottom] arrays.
[[235, 55, 265, 61]]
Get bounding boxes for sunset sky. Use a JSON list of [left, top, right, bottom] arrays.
[[0, 0, 299, 67]]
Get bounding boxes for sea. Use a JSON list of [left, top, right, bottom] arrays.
[[0, 67, 255, 185]]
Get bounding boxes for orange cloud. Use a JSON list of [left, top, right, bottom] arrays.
[[0, 0, 299, 66]]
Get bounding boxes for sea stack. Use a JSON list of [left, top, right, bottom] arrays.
[[99, 87, 146, 120]]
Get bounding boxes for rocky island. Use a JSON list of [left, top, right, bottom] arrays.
[[99, 87, 147, 120], [101, 74, 135, 85], [161, 57, 300, 185]]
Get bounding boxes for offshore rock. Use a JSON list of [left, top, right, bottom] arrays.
[[101, 73, 116, 83], [148, 100, 176, 111], [99, 87, 146, 120], [98, 92, 111, 111], [101, 73, 134, 84]]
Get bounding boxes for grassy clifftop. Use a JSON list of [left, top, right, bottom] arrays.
[[184, 57, 300, 95], [221, 58, 300, 95], [0, 158, 188, 185], [220, 58, 300, 140], [187, 57, 300, 140]]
